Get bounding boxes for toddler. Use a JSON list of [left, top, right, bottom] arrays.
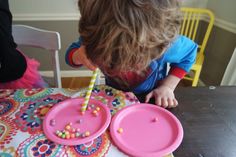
[[66, 0, 197, 108]]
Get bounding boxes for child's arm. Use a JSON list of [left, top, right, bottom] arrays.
[[145, 75, 180, 108], [65, 37, 96, 71], [146, 35, 198, 108]]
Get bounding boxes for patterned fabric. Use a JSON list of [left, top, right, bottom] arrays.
[[13, 94, 68, 134], [13, 88, 54, 102], [16, 134, 67, 157], [67, 132, 110, 157], [0, 117, 17, 150], [0, 99, 19, 117], [0, 86, 172, 157], [0, 87, 139, 157]]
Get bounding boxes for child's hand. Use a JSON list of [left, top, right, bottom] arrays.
[[72, 45, 97, 71], [145, 85, 178, 108]]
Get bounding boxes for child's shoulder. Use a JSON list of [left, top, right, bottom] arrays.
[[166, 35, 197, 53], [173, 35, 196, 46]]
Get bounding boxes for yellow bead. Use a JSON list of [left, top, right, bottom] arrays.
[[117, 128, 123, 134]]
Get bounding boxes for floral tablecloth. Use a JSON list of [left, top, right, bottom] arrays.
[[0, 85, 173, 157]]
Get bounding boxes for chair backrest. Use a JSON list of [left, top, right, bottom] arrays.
[[180, 8, 215, 56], [12, 24, 62, 88]]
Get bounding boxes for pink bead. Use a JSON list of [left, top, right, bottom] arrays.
[[80, 111, 85, 115], [153, 117, 158, 122], [71, 128, 76, 133], [50, 119, 56, 126]]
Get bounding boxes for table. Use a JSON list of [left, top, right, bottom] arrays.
[[0, 85, 173, 157], [172, 86, 236, 157]]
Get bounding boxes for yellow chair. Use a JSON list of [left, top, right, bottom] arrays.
[[180, 8, 215, 86]]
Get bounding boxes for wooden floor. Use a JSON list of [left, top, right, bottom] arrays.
[[62, 77, 91, 89]]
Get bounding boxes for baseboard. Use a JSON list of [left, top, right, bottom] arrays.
[[40, 70, 94, 77]]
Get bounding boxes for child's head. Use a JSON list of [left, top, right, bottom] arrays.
[[78, 0, 181, 75]]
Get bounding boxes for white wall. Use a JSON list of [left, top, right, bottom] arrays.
[[181, 0, 208, 8], [207, 0, 236, 24], [10, 0, 209, 20], [9, 0, 80, 20]]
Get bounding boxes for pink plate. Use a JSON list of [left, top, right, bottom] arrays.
[[43, 98, 111, 145], [110, 103, 183, 157]]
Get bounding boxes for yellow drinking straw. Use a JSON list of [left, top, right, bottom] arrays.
[[81, 68, 99, 112]]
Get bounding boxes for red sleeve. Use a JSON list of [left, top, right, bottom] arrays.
[[67, 48, 83, 68], [169, 67, 187, 79]]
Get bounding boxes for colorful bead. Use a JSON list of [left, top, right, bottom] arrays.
[[71, 133, 75, 138], [77, 119, 82, 124], [117, 128, 123, 134], [65, 125, 71, 130], [71, 128, 76, 133], [61, 134, 66, 139], [96, 107, 100, 111], [65, 131, 69, 135], [153, 117, 158, 122], [75, 132, 80, 137], [50, 119, 56, 126], [80, 111, 85, 115], [58, 132, 62, 137], [66, 134, 70, 139], [85, 131, 90, 137]]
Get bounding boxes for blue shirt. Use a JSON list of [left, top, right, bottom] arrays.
[[66, 35, 197, 94]]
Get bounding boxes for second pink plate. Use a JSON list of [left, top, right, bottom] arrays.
[[110, 103, 183, 157], [43, 98, 111, 145]]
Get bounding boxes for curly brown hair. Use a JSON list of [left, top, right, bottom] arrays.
[[78, 0, 181, 75]]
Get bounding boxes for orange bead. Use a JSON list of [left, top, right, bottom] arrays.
[[85, 131, 90, 137], [117, 128, 123, 134], [96, 107, 100, 111], [65, 125, 71, 130], [71, 133, 75, 138], [66, 134, 70, 139]]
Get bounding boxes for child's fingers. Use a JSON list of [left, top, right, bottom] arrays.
[[173, 98, 178, 106], [145, 92, 153, 103], [167, 98, 178, 108], [155, 97, 162, 107], [161, 98, 168, 108], [167, 98, 174, 107]]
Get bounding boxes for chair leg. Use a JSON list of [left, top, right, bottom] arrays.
[[52, 50, 62, 88], [192, 67, 202, 87]]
